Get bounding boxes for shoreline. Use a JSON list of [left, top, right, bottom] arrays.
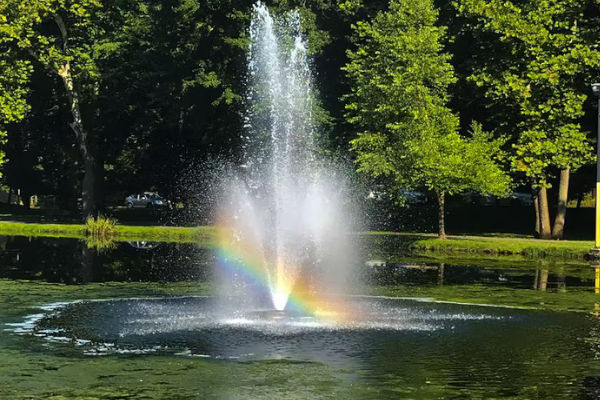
[[0, 221, 594, 259]]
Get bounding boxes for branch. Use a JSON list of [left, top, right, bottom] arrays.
[[53, 13, 68, 51]]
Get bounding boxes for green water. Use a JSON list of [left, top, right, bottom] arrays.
[[1, 236, 600, 399]]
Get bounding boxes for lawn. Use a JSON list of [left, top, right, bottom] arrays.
[[0, 221, 216, 245]]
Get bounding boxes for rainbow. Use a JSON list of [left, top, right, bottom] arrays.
[[216, 225, 351, 322]]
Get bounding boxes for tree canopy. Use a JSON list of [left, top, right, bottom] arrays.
[[344, 0, 510, 236], [457, 0, 600, 238]]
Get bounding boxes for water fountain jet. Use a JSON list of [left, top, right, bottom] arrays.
[[215, 2, 358, 316]]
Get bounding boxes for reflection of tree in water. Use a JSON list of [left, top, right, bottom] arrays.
[[0, 237, 212, 283], [79, 244, 97, 283], [533, 269, 549, 291], [0, 236, 85, 283], [532, 269, 567, 292]]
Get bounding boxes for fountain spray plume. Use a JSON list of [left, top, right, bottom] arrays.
[[215, 2, 360, 318]]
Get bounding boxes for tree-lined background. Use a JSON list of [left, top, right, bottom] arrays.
[[1, 0, 599, 238]]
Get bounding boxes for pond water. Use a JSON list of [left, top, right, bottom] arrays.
[[1, 235, 600, 399]]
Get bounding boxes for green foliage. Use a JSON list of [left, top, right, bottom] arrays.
[[344, 0, 510, 199], [0, 20, 33, 175], [457, 0, 599, 187], [0, 0, 102, 78], [85, 214, 116, 241]]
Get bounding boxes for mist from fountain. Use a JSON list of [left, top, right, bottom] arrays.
[[215, 2, 358, 316]]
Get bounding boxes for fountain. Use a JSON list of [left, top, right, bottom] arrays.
[[215, 2, 358, 317], [4, 2, 543, 366]]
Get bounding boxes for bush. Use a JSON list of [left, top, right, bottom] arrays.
[[85, 215, 117, 240]]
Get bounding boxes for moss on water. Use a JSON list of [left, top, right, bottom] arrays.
[[0, 349, 350, 400], [0, 280, 373, 400], [0, 280, 212, 317], [1, 277, 600, 399]]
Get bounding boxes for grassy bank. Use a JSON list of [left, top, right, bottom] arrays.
[[0, 221, 216, 245], [365, 231, 595, 259], [0, 220, 595, 258]]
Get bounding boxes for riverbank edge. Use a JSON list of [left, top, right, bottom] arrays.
[[0, 221, 595, 259], [0, 221, 216, 244], [362, 232, 594, 259]]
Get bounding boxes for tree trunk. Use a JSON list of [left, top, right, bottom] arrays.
[[533, 190, 540, 237], [21, 191, 31, 210], [7, 188, 12, 205], [54, 14, 97, 218], [538, 187, 551, 239], [92, 80, 104, 213], [436, 190, 446, 239], [552, 168, 570, 239]]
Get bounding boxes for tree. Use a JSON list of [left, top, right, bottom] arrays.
[[343, 0, 510, 238], [1, 0, 104, 217], [457, 0, 600, 239], [4, 64, 80, 210]]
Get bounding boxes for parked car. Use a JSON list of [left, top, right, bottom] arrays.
[[125, 193, 167, 209]]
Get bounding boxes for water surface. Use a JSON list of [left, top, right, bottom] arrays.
[[1, 235, 600, 399]]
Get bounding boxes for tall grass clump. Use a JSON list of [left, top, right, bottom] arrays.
[[86, 215, 117, 242]]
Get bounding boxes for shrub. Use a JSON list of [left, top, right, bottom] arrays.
[[86, 215, 117, 240]]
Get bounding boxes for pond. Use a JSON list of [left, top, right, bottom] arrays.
[[1, 235, 600, 399]]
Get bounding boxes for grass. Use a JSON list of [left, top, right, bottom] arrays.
[[0, 220, 217, 246], [364, 231, 595, 259], [412, 235, 594, 258], [0, 220, 595, 258], [0, 221, 87, 238]]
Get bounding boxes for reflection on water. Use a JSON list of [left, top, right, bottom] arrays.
[[0, 236, 597, 291], [366, 260, 594, 291], [0, 236, 211, 283], [594, 265, 600, 294], [533, 268, 549, 290]]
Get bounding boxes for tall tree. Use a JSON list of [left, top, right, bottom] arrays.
[[1, 0, 104, 217], [343, 0, 510, 238], [457, 0, 600, 239]]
